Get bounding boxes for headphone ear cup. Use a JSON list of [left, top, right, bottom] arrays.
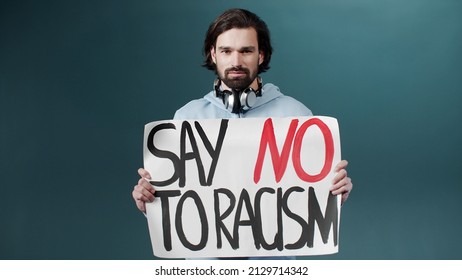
[[240, 89, 257, 110], [221, 89, 240, 113], [228, 91, 241, 114]]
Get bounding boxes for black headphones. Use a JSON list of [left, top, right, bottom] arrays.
[[214, 77, 263, 114]]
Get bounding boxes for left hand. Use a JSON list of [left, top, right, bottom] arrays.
[[330, 160, 353, 205]]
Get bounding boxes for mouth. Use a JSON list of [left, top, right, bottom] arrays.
[[228, 72, 246, 78], [226, 68, 249, 79]]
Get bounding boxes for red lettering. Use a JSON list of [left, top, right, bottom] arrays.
[[292, 118, 334, 182], [253, 118, 334, 184], [253, 118, 299, 183]]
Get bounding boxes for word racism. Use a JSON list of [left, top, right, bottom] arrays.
[[144, 117, 342, 258]]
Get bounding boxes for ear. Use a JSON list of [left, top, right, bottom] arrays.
[[211, 46, 217, 64], [258, 51, 264, 65]]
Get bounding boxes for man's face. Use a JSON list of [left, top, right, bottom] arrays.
[[211, 28, 264, 91]]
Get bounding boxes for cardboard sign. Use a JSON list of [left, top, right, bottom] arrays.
[[143, 116, 342, 258]]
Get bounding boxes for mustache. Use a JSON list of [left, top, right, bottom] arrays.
[[225, 67, 250, 75]]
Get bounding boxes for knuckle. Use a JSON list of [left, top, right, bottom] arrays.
[[145, 181, 154, 188], [133, 184, 142, 192]]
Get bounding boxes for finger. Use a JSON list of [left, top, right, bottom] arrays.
[[341, 191, 350, 205], [334, 160, 348, 172], [138, 168, 152, 179], [330, 179, 344, 193], [330, 177, 352, 194], [331, 185, 347, 195], [135, 199, 146, 213], [132, 186, 155, 202], [133, 185, 155, 213], [331, 169, 347, 185], [138, 178, 155, 194]]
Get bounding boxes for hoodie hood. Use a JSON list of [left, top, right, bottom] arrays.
[[173, 82, 312, 120], [203, 83, 284, 112]]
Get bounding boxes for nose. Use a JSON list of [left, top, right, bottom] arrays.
[[231, 51, 243, 67]]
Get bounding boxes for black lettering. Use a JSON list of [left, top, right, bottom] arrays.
[[155, 190, 182, 251], [282, 186, 309, 250], [214, 188, 237, 249], [180, 121, 206, 187], [194, 119, 228, 185], [254, 187, 283, 250], [307, 187, 338, 247], [233, 189, 258, 249], [175, 190, 208, 251], [147, 123, 180, 186]]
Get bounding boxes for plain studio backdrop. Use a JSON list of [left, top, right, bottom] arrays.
[[1, 0, 461, 259]]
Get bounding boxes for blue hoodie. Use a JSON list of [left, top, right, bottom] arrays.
[[173, 83, 313, 120]]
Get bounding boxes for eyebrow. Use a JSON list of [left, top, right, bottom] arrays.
[[217, 46, 257, 52]]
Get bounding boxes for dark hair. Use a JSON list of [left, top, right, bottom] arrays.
[[202, 8, 273, 74]]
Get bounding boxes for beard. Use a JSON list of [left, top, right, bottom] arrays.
[[219, 66, 257, 92]]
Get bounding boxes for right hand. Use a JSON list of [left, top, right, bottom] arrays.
[[132, 168, 155, 213]]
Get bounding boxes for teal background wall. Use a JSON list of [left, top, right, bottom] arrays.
[[1, 0, 461, 259]]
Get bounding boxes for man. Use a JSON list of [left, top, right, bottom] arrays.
[[132, 8, 353, 259]]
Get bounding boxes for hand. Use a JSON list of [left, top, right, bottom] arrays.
[[330, 160, 353, 205], [132, 168, 155, 213]]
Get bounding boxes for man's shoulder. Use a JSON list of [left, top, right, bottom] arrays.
[[173, 92, 227, 120], [255, 84, 313, 117], [178, 97, 209, 110], [174, 98, 208, 119]]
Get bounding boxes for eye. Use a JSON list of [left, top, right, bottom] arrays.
[[241, 48, 254, 54]]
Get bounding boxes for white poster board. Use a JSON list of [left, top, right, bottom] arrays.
[[143, 116, 342, 258]]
